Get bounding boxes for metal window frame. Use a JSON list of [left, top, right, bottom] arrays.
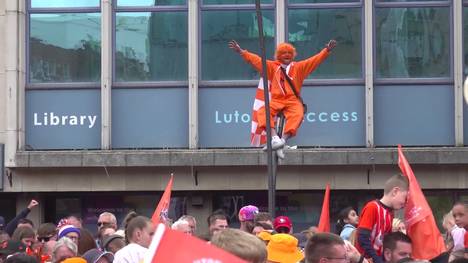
[[285, 3, 365, 84], [372, 2, 453, 83], [26, 3, 102, 89]]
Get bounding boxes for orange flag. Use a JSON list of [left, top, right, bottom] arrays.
[[398, 145, 445, 259], [144, 224, 247, 263], [317, 183, 330, 232], [151, 174, 174, 225]]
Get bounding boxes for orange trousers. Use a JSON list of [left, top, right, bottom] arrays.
[[257, 96, 304, 137]]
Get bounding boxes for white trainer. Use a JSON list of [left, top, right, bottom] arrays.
[[271, 136, 286, 150], [276, 148, 285, 159]]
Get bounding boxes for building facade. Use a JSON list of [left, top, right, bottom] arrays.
[[1, 0, 468, 233]]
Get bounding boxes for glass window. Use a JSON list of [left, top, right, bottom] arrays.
[[117, 0, 186, 6], [115, 12, 188, 82], [375, 7, 450, 78], [203, 0, 272, 4], [288, 8, 362, 79], [29, 13, 101, 83], [464, 8, 468, 76], [201, 10, 275, 80], [289, 0, 359, 3], [31, 0, 100, 8]]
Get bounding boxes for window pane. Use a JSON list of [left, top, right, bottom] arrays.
[[464, 8, 468, 76], [376, 8, 450, 78], [288, 8, 362, 79], [289, 0, 359, 3], [30, 13, 101, 83], [202, 10, 275, 80], [203, 0, 272, 4], [117, 0, 186, 6], [115, 12, 188, 82], [31, 0, 100, 8]]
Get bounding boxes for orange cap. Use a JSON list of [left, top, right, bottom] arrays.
[[267, 234, 304, 263]]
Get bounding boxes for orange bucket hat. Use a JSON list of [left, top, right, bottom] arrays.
[[267, 234, 304, 263], [275, 43, 297, 61]]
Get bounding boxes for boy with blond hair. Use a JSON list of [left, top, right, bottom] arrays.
[[356, 174, 409, 263]]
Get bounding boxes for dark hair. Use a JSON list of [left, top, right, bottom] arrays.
[[383, 231, 412, 251], [384, 174, 409, 194], [254, 212, 272, 224], [37, 223, 57, 238], [255, 221, 273, 231], [123, 212, 151, 244], [450, 258, 468, 263], [335, 207, 355, 235], [4, 253, 38, 263], [18, 219, 34, 228], [305, 232, 345, 263], [207, 212, 228, 227], [78, 227, 97, 255]]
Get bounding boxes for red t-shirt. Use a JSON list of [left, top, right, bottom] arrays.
[[356, 200, 394, 256], [464, 231, 468, 248]]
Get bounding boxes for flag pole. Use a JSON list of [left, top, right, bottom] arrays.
[[255, 0, 276, 217]]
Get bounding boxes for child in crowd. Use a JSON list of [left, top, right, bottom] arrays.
[[451, 201, 468, 250], [336, 206, 359, 241], [356, 174, 409, 263]]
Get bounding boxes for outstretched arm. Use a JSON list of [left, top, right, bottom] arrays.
[[228, 40, 244, 54], [228, 40, 268, 74], [297, 39, 337, 77]]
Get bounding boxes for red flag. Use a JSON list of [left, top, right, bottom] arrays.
[[317, 183, 330, 232], [151, 174, 174, 225], [398, 145, 445, 259], [144, 224, 248, 263]]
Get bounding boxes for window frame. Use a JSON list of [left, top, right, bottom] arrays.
[[373, 0, 453, 84], [26, 1, 101, 89], [286, 0, 365, 85], [113, 2, 189, 88]]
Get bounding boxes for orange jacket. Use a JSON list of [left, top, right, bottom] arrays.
[[241, 48, 330, 100]]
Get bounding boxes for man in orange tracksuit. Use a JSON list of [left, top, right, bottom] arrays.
[[229, 40, 336, 158]]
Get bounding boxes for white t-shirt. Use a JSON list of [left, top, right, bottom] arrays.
[[113, 243, 148, 263]]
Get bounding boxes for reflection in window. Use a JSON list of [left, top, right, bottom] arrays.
[[115, 12, 188, 82], [288, 9, 362, 79], [31, 0, 100, 8], [203, 0, 272, 4], [117, 0, 186, 6], [376, 8, 450, 78], [464, 8, 468, 76], [289, 0, 359, 3], [202, 10, 275, 80], [30, 13, 101, 83]]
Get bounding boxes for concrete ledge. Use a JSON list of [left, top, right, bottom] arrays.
[[11, 147, 468, 168]]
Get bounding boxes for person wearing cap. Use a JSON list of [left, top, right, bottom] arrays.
[[82, 248, 114, 263], [102, 234, 125, 254], [267, 233, 304, 263], [58, 225, 80, 246], [239, 205, 259, 233], [274, 216, 293, 234]]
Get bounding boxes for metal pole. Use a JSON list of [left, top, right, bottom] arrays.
[[255, 0, 276, 218]]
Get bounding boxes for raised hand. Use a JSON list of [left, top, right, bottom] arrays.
[[228, 40, 243, 53], [326, 39, 337, 51], [28, 199, 39, 209]]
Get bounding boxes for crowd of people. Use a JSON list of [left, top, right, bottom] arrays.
[[1, 174, 468, 263]]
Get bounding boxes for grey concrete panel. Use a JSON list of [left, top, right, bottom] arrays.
[[29, 152, 82, 167], [126, 151, 171, 166], [82, 153, 126, 167], [214, 150, 260, 166]]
